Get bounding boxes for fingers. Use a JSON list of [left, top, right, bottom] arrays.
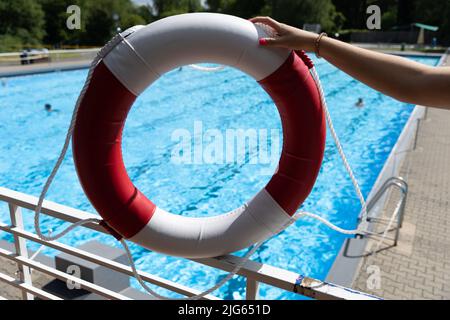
[[251, 16, 286, 48], [259, 37, 282, 47], [249, 16, 282, 32]]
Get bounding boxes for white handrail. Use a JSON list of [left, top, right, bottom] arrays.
[[0, 187, 380, 300]]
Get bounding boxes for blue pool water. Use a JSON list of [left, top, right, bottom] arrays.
[[0, 55, 438, 299]]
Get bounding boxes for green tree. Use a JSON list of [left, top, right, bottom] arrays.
[[207, 0, 341, 32], [225, 0, 267, 18], [39, 0, 87, 46], [271, 0, 341, 32], [0, 0, 45, 50], [205, 0, 223, 12], [333, 0, 369, 30], [381, 9, 397, 30], [333, 0, 403, 30], [153, 0, 202, 18], [397, 0, 414, 26], [206, 0, 266, 17], [38, 0, 151, 47], [136, 4, 155, 24], [81, 5, 116, 45]]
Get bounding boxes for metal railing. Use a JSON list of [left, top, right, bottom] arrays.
[[0, 187, 380, 300], [359, 177, 409, 247]]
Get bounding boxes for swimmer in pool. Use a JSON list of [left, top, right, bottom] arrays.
[[45, 103, 59, 113], [356, 98, 364, 108]]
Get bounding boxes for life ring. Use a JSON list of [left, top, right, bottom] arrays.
[[72, 13, 326, 259]]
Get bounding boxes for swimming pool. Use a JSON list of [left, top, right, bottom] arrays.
[[0, 55, 439, 299]]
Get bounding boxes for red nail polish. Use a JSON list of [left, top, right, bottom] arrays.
[[296, 50, 314, 69], [259, 38, 267, 46]]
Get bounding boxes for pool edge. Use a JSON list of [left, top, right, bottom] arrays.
[[325, 51, 447, 288]]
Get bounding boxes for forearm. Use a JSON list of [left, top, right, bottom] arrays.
[[252, 16, 450, 109], [318, 37, 450, 109]]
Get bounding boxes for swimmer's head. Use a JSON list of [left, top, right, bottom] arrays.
[[45, 103, 52, 111], [356, 98, 364, 107]]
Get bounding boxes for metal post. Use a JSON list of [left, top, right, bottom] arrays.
[[245, 279, 260, 300], [8, 204, 34, 300]]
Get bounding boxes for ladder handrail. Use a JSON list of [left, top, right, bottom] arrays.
[[357, 176, 408, 246], [361, 177, 408, 221]]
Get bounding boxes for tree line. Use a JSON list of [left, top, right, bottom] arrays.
[[0, 0, 449, 52]]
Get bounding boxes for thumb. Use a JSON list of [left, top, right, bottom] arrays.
[[259, 38, 280, 47]]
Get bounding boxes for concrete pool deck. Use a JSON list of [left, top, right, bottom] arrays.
[[351, 52, 450, 299]]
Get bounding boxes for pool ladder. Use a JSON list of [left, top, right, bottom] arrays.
[[357, 177, 409, 247]]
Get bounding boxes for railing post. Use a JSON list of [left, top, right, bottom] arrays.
[[8, 204, 34, 300], [245, 279, 260, 300]]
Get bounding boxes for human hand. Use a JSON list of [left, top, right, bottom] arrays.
[[250, 16, 318, 52]]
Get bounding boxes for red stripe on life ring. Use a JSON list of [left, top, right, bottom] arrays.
[[72, 62, 156, 238], [259, 52, 326, 215]]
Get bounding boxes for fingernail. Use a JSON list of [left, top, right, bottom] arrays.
[[259, 38, 267, 46]]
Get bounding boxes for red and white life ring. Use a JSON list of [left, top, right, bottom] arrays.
[[72, 13, 326, 259]]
